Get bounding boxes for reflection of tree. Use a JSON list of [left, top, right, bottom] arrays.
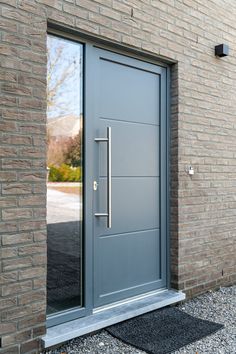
[[47, 132, 82, 168], [65, 132, 82, 167], [47, 36, 81, 117], [47, 36, 82, 182], [47, 132, 68, 167]]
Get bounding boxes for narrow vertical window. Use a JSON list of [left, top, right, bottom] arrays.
[[46, 35, 83, 314]]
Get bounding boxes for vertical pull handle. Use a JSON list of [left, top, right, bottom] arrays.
[[107, 127, 112, 228], [94, 127, 112, 228]]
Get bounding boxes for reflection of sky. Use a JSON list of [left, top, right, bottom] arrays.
[[47, 35, 83, 120]]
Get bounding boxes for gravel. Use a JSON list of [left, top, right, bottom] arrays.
[[43, 285, 236, 354]]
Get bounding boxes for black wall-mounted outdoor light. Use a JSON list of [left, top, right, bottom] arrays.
[[215, 44, 229, 57]]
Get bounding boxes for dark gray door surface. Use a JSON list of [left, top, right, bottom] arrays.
[[92, 48, 167, 307]]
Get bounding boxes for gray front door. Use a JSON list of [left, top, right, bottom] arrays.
[[92, 48, 168, 308]]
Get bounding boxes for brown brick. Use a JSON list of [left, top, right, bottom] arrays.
[[112, 1, 131, 14], [0, 221, 18, 233], [18, 0, 45, 16], [20, 339, 39, 354], [19, 267, 45, 280], [2, 109, 45, 123], [2, 330, 32, 347], [0, 71, 17, 82], [32, 160, 47, 170], [0, 247, 18, 259], [75, 0, 99, 12], [63, 3, 87, 18], [2, 281, 32, 296], [89, 12, 112, 27], [1, 134, 32, 146], [36, 0, 62, 10], [2, 183, 32, 195], [0, 57, 32, 72], [0, 197, 17, 208], [0, 95, 17, 107], [100, 27, 121, 42], [0, 323, 17, 335], [0, 171, 17, 182], [2, 208, 32, 221], [75, 18, 99, 34], [18, 220, 46, 231], [18, 290, 46, 305], [2, 33, 31, 47], [47, 8, 74, 26], [2, 83, 32, 96], [32, 253, 47, 266], [0, 120, 17, 132], [33, 230, 46, 242], [100, 6, 121, 21], [18, 98, 45, 110], [1, 305, 32, 321], [0, 18, 17, 32], [33, 278, 46, 290], [18, 49, 46, 64], [0, 147, 18, 158], [18, 73, 45, 88], [32, 325, 46, 337], [18, 148, 45, 159], [18, 244, 46, 256], [18, 195, 46, 207], [32, 136, 46, 146], [18, 313, 45, 330], [0, 44, 18, 57], [2, 257, 32, 272], [2, 233, 33, 246], [2, 159, 32, 170], [18, 123, 46, 135], [0, 346, 19, 354], [33, 208, 46, 218], [0, 297, 17, 310]]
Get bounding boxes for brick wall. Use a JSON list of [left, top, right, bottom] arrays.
[[0, 1, 47, 353], [0, 0, 236, 352]]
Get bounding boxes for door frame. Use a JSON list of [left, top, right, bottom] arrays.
[[46, 26, 171, 328]]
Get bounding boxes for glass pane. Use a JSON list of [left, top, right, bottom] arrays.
[[46, 35, 83, 315]]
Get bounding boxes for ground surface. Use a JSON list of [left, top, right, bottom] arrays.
[[44, 285, 235, 354]]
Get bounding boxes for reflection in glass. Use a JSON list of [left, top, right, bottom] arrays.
[[46, 35, 83, 315]]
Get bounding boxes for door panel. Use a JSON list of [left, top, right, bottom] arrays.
[[99, 120, 159, 177], [99, 58, 159, 125], [93, 48, 167, 307], [97, 229, 161, 297], [96, 177, 159, 235]]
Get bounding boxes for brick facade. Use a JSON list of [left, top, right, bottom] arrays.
[[0, 0, 236, 352]]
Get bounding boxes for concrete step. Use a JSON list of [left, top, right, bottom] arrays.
[[42, 289, 185, 348]]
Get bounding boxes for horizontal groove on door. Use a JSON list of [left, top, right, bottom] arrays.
[[100, 279, 163, 298], [100, 116, 160, 127], [99, 227, 160, 239], [99, 175, 159, 178], [99, 56, 161, 76]]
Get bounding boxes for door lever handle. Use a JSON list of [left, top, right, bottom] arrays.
[[94, 127, 112, 228]]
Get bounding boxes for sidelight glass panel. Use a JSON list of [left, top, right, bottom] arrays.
[[46, 35, 83, 315]]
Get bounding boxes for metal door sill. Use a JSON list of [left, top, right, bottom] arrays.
[[42, 289, 185, 349]]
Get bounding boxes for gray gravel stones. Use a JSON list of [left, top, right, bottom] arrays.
[[44, 285, 235, 354], [45, 331, 145, 354], [173, 285, 236, 354]]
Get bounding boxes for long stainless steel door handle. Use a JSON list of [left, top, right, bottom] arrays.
[[94, 127, 112, 228]]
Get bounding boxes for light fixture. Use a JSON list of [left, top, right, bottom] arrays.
[[215, 44, 229, 57]]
